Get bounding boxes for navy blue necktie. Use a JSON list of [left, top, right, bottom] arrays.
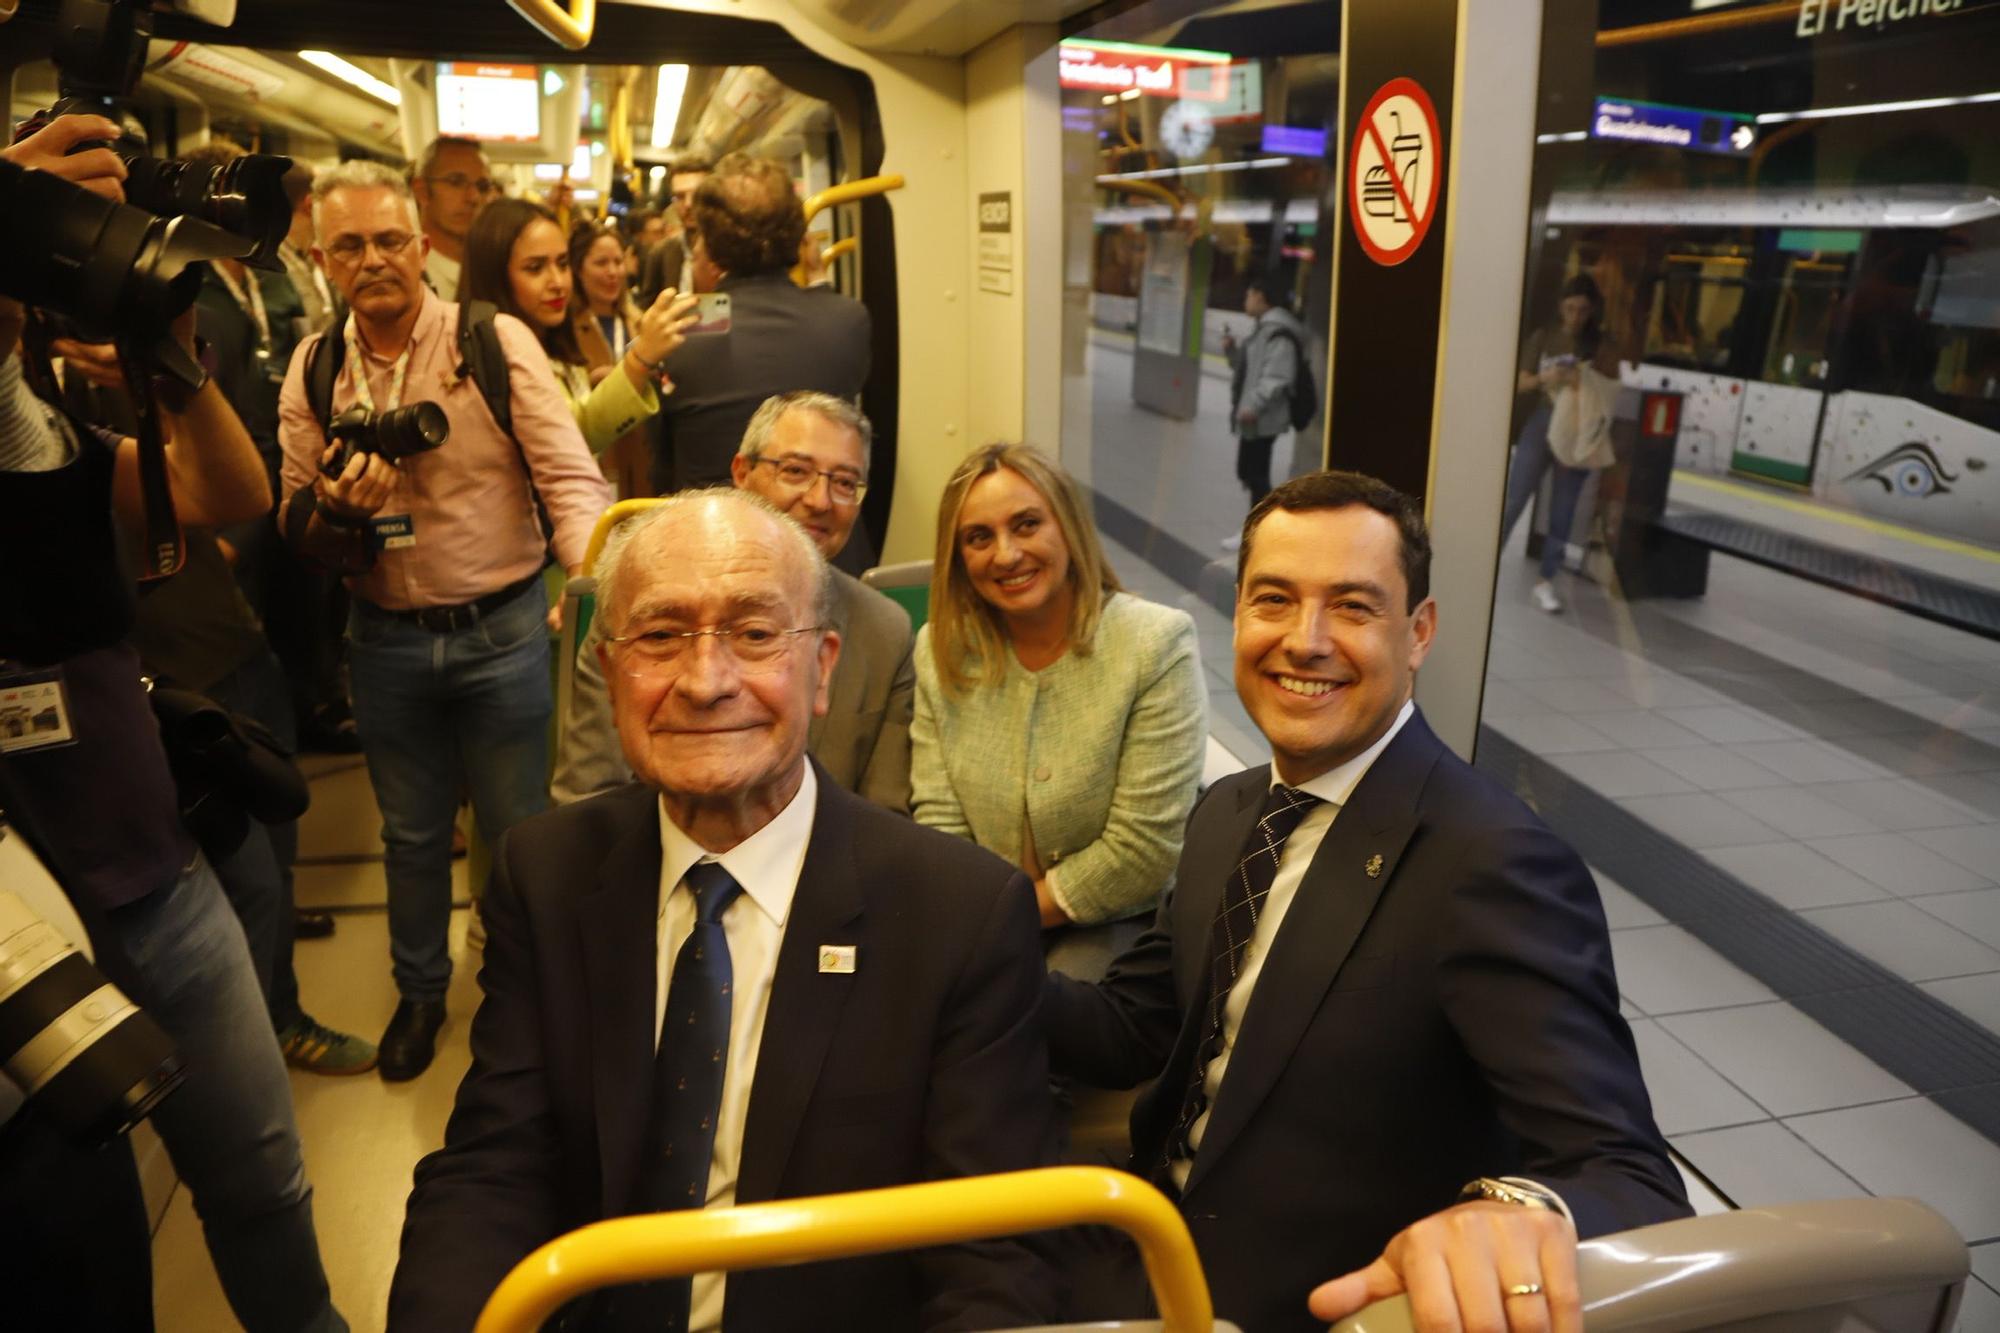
[[1171, 785, 1322, 1163], [638, 860, 742, 1330]]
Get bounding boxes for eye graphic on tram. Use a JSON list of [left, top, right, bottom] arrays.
[[1843, 442, 1959, 498]]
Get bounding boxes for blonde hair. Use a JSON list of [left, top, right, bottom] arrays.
[[928, 443, 1120, 696]]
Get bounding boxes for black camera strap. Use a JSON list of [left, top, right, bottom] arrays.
[[118, 343, 185, 583]]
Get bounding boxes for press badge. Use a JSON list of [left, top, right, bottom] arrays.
[[372, 514, 417, 550], [0, 666, 77, 754]]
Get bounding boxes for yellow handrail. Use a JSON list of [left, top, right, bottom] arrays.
[[504, 0, 596, 50], [1099, 176, 1187, 216], [582, 498, 661, 577], [821, 236, 859, 265], [474, 1166, 1212, 1333], [802, 173, 906, 224]]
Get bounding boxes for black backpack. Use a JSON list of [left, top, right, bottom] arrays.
[[1269, 327, 1319, 433], [302, 300, 554, 552]]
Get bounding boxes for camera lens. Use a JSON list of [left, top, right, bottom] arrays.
[[370, 403, 451, 461], [120, 151, 296, 273], [0, 158, 196, 343], [0, 891, 184, 1147]]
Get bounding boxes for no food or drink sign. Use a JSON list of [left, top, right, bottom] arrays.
[[1347, 77, 1442, 267]]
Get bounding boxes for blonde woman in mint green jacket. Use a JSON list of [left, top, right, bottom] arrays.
[[912, 444, 1207, 948]]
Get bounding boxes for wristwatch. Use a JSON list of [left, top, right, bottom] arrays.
[[1459, 1177, 1560, 1212]]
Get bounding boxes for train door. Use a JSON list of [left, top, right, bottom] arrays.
[[1635, 234, 1754, 477], [1733, 233, 1856, 487]]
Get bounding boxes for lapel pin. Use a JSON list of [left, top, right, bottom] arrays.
[[1365, 854, 1384, 879], [818, 944, 857, 974]]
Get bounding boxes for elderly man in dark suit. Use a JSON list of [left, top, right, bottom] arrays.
[[553, 392, 914, 810], [1045, 471, 1689, 1333], [391, 490, 1059, 1332], [649, 153, 870, 495]]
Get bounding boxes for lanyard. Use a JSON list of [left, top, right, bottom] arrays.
[[343, 314, 413, 415], [212, 263, 271, 356]]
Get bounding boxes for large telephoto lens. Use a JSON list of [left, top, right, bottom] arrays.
[[0, 891, 184, 1146], [370, 402, 451, 461], [123, 151, 295, 272], [0, 158, 251, 342]]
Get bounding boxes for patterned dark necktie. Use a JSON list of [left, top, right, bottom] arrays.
[[638, 860, 743, 1330], [1172, 784, 1323, 1162]]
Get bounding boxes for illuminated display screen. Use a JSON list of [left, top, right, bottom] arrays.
[[436, 62, 542, 143]]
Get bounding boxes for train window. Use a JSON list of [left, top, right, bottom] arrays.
[[1760, 249, 1852, 387], [1054, 2, 1339, 760], [1477, 0, 2000, 1260], [1644, 241, 1751, 372], [1920, 224, 2000, 424]]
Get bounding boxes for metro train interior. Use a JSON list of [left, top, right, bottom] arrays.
[[2, 0, 1999, 1328]]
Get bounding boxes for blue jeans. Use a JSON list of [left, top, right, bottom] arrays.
[[207, 648, 305, 1032], [348, 578, 552, 1001], [1501, 400, 1590, 580], [94, 853, 345, 1333]]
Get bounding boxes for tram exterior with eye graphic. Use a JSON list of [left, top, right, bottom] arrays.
[[1543, 186, 2000, 551]]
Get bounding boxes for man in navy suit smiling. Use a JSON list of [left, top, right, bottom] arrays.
[[1045, 470, 1689, 1333]]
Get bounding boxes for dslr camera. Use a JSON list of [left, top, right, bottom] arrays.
[[322, 403, 451, 479], [1, 0, 296, 356]]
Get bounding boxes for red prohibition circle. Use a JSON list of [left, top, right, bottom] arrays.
[[1347, 76, 1443, 267]]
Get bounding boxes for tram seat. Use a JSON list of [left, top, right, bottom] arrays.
[[1329, 1197, 1969, 1333], [863, 558, 934, 632]]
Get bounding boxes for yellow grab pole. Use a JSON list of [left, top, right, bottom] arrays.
[[802, 173, 906, 223], [503, 0, 596, 50], [820, 236, 859, 265], [582, 498, 661, 577], [1098, 176, 1187, 216], [474, 1167, 1212, 1333]]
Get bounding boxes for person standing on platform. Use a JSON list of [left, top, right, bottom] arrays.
[[1499, 273, 1616, 615], [1220, 276, 1305, 548], [277, 161, 612, 1082]]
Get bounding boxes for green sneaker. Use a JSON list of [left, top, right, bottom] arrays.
[[277, 1015, 379, 1075]]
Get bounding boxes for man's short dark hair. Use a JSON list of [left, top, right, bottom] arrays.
[[1244, 275, 1286, 309], [689, 153, 804, 278], [1236, 470, 1431, 610]]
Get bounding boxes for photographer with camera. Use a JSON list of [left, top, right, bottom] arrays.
[[279, 161, 612, 1081], [49, 254, 379, 1078], [1, 112, 347, 1332]]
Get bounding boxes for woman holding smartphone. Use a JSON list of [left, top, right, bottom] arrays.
[[460, 199, 697, 473], [1498, 273, 1616, 614]]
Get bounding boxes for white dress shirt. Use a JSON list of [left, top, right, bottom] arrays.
[[653, 763, 817, 1331], [1173, 701, 1415, 1190]]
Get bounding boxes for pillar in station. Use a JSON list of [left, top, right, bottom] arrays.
[[1320, 0, 1547, 755]]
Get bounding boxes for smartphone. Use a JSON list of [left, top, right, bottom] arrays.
[[689, 292, 732, 336]]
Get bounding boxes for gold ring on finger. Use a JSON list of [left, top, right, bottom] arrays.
[[1504, 1282, 1544, 1298]]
